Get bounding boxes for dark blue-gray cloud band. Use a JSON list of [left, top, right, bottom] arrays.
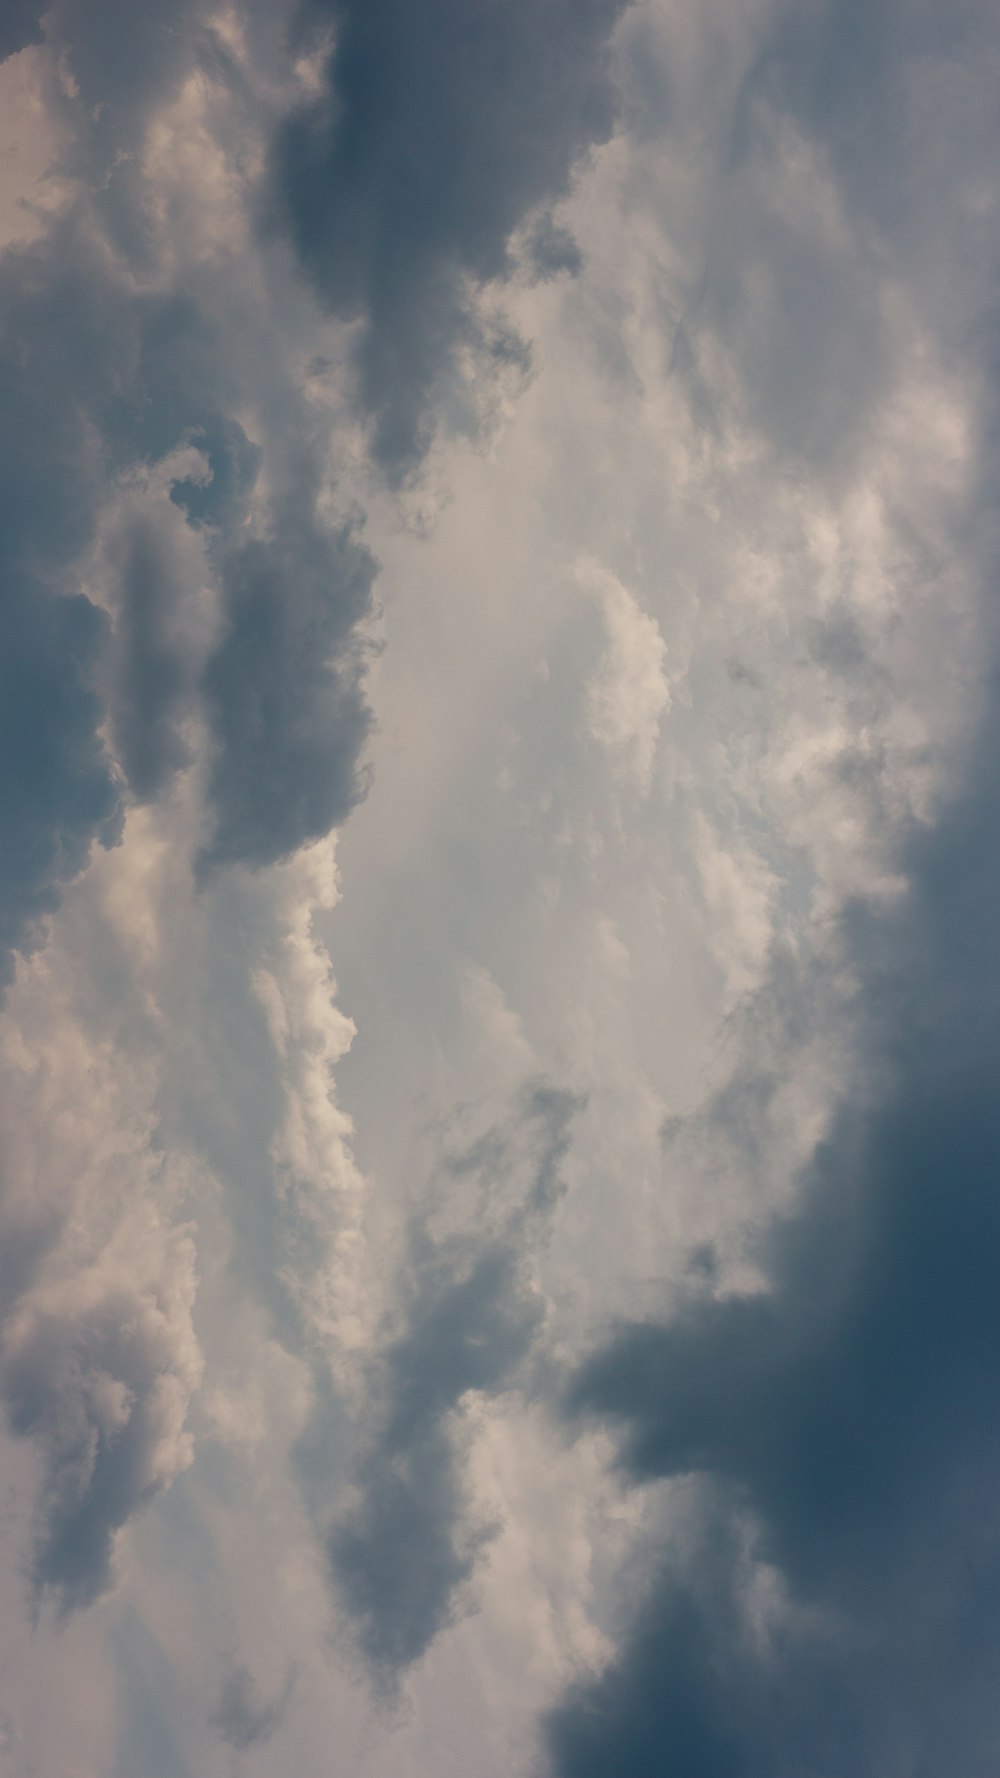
[[546, 682, 1000, 1775]]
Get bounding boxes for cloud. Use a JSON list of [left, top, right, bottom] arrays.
[[582, 561, 669, 793], [44, 0, 205, 147], [103, 496, 214, 804], [544, 650, 1000, 1772], [0, 226, 133, 986], [0, 1, 996, 1772], [324, 1083, 583, 1681], [0, 0, 380, 1640], [526, 213, 585, 283], [199, 499, 377, 873], [0, 2, 43, 60], [0, 10, 387, 983], [2, 1228, 202, 1613], [211, 1660, 298, 1751], [271, 0, 630, 476]]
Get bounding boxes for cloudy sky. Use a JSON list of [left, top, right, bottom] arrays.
[[1, 1, 999, 1773]]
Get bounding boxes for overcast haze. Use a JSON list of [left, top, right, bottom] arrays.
[[0, 1, 999, 1773]]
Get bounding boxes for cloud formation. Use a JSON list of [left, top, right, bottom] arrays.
[[538, 0, 1000, 1762], [1, 0, 998, 1772], [3, 1228, 201, 1613], [0, 229, 127, 985], [547, 593, 1000, 1778], [0, 3, 42, 60], [0, 0, 380, 1632], [200, 499, 376, 873], [0, 3, 388, 988], [326, 1083, 582, 1679], [272, 0, 629, 474]]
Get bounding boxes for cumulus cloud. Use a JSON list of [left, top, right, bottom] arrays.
[[3, 1236, 201, 1613], [0, 0, 379, 1638], [0, 0, 387, 988], [0, 228, 128, 985], [547, 682, 1000, 1772], [199, 498, 377, 873], [325, 1083, 583, 1681], [1, 0, 998, 1773], [272, 0, 630, 475]]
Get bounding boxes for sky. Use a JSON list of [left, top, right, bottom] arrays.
[[0, 1, 999, 1773]]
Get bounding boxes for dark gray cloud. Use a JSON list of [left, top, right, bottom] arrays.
[[0, 192, 217, 985], [211, 1661, 297, 1751], [0, 4, 388, 1636], [540, 27, 1000, 1749], [545, 654, 1000, 1773], [525, 213, 585, 283], [0, 15, 384, 983], [325, 1084, 582, 1680], [0, 228, 129, 985], [199, 496, 377, 874], [106, 515, 201, 803], [0, 0, 43, 59], [272, 0, 629, 476], [113, 292, 263, 530], [0, 0, 628, 968], [45, 0, 204, 154], [0, 577, 120, 986], [98, 283, 371, 874], [3, 1273, 199, 1613], [103, 284, 377, 870]]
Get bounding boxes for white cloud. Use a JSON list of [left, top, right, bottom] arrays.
[[580, 561, 670, 793]]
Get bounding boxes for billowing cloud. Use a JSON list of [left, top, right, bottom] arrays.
[[3, 1240, 201, 1613], [199, 501, 376, 873], [538, 0, 1000, 1762], [272, 0, 630, 475], [0, 228, 127, 985], [0, 3, 42, 61], [0, 1, 385, 987], [325, 1083, 582, 1680], [0, 0, 380, 1639], [0, 0, 998, 1773], [547, 690, 1000, 1772], [104, 500, 212, 803]]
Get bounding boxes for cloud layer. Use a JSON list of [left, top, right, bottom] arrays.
[[1, 0, 999, 1774]]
